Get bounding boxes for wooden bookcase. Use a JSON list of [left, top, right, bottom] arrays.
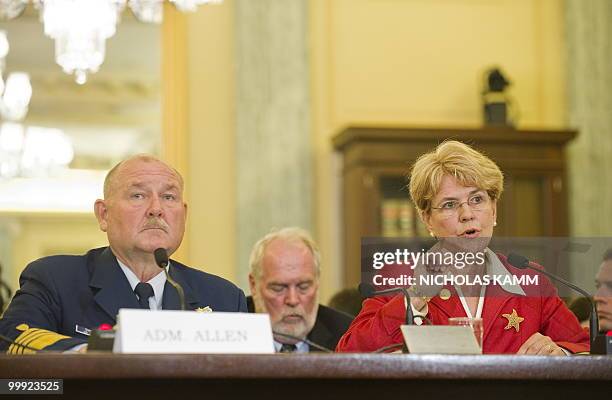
[[332, 126, 577, 287]]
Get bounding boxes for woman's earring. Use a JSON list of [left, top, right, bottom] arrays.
[[494, 221, 497, 227]]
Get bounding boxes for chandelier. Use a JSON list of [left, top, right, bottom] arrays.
[[0, 30, 32, 122], [0, 29, 73, 180], [0, 0, 222, 84], [0, 122, 74, 179]]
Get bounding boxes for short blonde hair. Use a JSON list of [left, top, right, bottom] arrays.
[[409, 140, 503, 213], [249, 227, 321, 280]]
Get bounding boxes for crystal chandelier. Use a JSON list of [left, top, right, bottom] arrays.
[[0, 122, 74, 179], [0, 30, 32, 122], [34, 0, 127, 85], [129, 0, 222, 23], [0, 0, 222, 84], [0, 0, 28, 19]]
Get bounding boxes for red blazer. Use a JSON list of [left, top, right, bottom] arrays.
[[336, 254, 589, 354]]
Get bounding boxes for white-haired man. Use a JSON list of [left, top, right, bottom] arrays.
[[248, 227, 352, 352]]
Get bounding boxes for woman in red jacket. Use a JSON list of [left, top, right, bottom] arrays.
[[336, 140, 589, 355]]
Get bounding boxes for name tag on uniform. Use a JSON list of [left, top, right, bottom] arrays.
[[75, 325, 91, 336], [113, 309, 275, 354]]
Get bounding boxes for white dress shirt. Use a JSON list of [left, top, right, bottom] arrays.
[[117, 259, 168, 310], [274, 340, 310, 353]]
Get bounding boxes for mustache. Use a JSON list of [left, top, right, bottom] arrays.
[[281, 311, 305, 320], [142, 218, 169, 232]]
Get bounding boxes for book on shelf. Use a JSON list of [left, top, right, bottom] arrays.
[[381, 199, 415, 237]]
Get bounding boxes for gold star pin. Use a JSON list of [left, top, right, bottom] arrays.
[[196, 306, 213, 313], [439, 288, 451, 300], [502, 308, 524, 332]]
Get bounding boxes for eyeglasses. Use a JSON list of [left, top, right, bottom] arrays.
[[431, 193, 490, 217]]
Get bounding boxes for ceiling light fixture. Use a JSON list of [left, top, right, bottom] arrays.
[[0, 30, 32, 122], [0, 0, 222, 84]]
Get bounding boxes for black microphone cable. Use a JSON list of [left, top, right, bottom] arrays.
[[358, 283, 414, 325], [507, 253, 599, 345], [154, 248, 186, 311]]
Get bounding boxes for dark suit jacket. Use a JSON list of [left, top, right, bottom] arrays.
[[0, 247, 247, 352], [246, 296, 352, 352]]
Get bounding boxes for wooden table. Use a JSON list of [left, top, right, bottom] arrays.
[[1, 353, 610, 399]]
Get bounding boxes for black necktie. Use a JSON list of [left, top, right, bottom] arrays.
[[134, 282, 154, 309], [279, 343, 297, 353]]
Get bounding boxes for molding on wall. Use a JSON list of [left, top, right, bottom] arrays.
[[161, 3, 190, 263]]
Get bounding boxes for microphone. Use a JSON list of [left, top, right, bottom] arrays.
[[154, 248, 186, 311], [359, 283, 414, 325], [507, 253, 599, 346]]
